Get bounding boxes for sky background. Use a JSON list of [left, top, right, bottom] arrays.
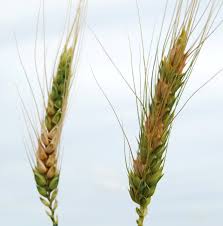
[[0, 0, 223, 226]]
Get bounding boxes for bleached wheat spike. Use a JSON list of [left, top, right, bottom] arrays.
[[21, 1, 87, 225], [127, 1, 222, 225]]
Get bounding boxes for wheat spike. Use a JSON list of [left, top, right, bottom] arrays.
[[28, 1, 87, 225], [127, 1, 222, 225], [34, 48, 73, 226]]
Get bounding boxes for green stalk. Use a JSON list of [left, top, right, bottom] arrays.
[[136, 206, 147, 226]]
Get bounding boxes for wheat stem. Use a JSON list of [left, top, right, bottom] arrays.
[[136, 206, 147, 226]]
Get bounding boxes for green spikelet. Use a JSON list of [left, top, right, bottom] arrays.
[[45, 48, 73, 131]]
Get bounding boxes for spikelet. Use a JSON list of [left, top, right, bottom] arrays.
[[31, 1, 86, 225], [127, 1, 222, 225]]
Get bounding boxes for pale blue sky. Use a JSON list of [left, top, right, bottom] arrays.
[[0, 0, 223, 226]]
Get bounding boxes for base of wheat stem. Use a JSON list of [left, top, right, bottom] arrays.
[[46, 193, 58, 226], [136, 206, 147, 226]]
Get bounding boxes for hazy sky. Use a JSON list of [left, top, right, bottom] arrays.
[[0, 0, 223, 226]]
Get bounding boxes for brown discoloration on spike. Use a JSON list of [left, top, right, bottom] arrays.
[[144, 29, 188, 152], [45, 142, 56, 154], [48, 127, 58, 140], [37, 146, 48, 161], [47, 165, 57, 179], [36, 126, 59, 179], [46, 153, 56, 168], [155, 79, 170, 101], [129, 28, 191, 226], [37, 159, 47, 174], [133, 159, 146, 178], [41, 131, 49, 146]]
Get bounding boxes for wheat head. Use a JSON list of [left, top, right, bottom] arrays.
[[127, 1, 222, 225], [30, 1, 86, 225]]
